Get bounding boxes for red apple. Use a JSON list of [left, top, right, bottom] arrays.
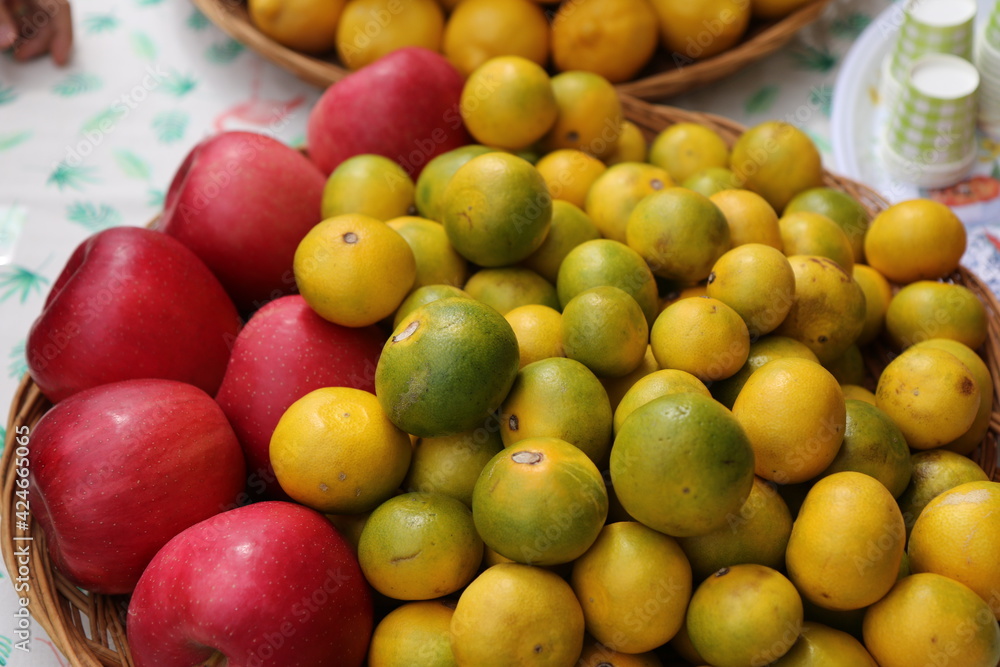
[[127, 501, 372, 667], [28, 379, 246, 594], [307, 47, 471, 177], [155, 131, 326, 312], [26, 227, 241, 403], [215, 295, 384, 500]]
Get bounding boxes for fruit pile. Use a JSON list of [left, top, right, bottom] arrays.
[[248, 0, 816, 81], [19, 48, 1000, 667]]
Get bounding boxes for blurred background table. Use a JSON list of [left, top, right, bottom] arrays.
[[0, 0, 942, 662]]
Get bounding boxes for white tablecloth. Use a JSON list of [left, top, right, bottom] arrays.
[[0, 0, 937, 662]]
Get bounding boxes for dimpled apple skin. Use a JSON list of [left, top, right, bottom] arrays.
[[156, 131, 326, 312], [28, 379, 246, 595], [215, 295, 384, 500], [26, 227, 241, 404], [127, 501, 372, 667], [307, 47, 471, 178]]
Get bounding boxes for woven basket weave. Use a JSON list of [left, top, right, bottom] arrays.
[[190, 0, 833, 99], [3, 96, 998, 666]]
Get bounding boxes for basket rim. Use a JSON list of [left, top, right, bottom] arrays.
[[4, 96, 999, 666], [189, 0, 834, 98]]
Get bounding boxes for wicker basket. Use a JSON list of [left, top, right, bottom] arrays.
[[191, 0, 833, 99], [3, 96, 999, 666]]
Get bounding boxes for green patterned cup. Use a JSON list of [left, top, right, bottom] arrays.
[[883, 53, 979, 187], [888, 0, 977, 82], [985, 0, 1000, 50]]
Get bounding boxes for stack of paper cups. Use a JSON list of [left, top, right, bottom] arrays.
[[882, 54, 980, 188], [881, 0, 978, 115], [976, 1, 1000, 139]]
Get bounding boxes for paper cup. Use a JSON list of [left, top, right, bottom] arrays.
[[880, 55, 907, 117], [883, 53, 979, 187], [985, 0, 1000, 51], [976, 36, 1000, 123], [889, 0, 978, 81]]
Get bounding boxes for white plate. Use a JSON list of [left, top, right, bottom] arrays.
[[831, 0, 1000, 293]]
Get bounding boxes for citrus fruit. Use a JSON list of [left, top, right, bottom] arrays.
[[611, 392, 755, 537], [706, 243, 795, 335], [677, 476, 793, 580], [562, 286, 650, 378], [819, 400, 911, 497], [650, 297, 750, 382], [321, 154, 415, 221], [732, 357, 846, 484], [731, 121, 823, 211], [909, 481, 1000, 617], [897, 449, 990, 533], [786, 471, 905, 611], [500, 357, 612, 464], [403, 428, 504, 507], [863, 573, 1000, 667], [442, 152, 552, 266], [779, 211, 855, 273], [650, 0, 750, 60], [753, 0, 814, 19], [415, 145, 494, 222], [504, 304, 565, 369], [294, 214, 416, 327], [687, 564, 804, 667], [785, 187, 870, 262], [577, 640, 663, 667], [460, 56, 557, 151], [368, 600, 456, 667], [912, 338, 993, 454], [473, 437, 608, 565], [885, 280, 988, 350], [875, 346, 980, 450], [463, 267, 558, 315], [601, 345, 659, 411], [626, 188, 731, 282], [450, 563, 585, 666], [534, 150, 607, 209], [682, 167, 741, 197], [270, 387, 412, 513], [822, 343, 865, 386], [248, 0, 344, 53], [864, 199, 967, 283], [605, 120, 648, 165], [770, 622, 877, 667], [521, 200, 602, 283], [584, 162, 673, 243], [710, 335, 818, 408], [648, 122, 730, 184], [852, 264, 892, 345], [571, 522, 693, 653], [550, 0, 659, 83], [375, 297, 520, 437], [442, 0, 549, 76], [393, 284, 470, 328], [556, 238, 660, 327], [710, 188, 782, 250], [387, 216, 467, 289], [336, 0, 444, 70], [613, 369, 710, 434], [774, 255, 866, 364], [325, 512, 369, 553], [541, 71, 623, 159], [359, 492, 482, 599], [670, 622, 707, 665]]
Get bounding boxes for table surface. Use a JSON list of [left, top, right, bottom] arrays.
[[0, 0, 973, 662]]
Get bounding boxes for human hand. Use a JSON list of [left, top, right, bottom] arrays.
[[0, 0, 72, 65]]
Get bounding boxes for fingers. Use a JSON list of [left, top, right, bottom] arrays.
[[0, 2, 18, 50], [48, 0, 71, 65]]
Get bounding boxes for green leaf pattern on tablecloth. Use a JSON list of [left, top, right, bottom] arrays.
[[152, 111, 189, 144], [789, 45, 839, 72], [810, 85, 834, 117], [0, 427, 5, 453], [131, 31, 157, 61], [745, 85, 780, 115], [0, 633, 12, 664], [0, 132, 31, 152], [187, 8, 209, 30], [159, 71, 198, 97], [207, 39, 245, 63], [67, 202, 123, 231], [81, 107, 127, 134], [113, 150, 152, 180], [47, 164, 100, 191], [84, 13, 119, 33], [0, 85, 17, 105], [0, 268, 49, 305], [147, 189, 166, 207], [6, 341, 27, 380], [53, 73, 103, 96], [832, 12, 873, 39]]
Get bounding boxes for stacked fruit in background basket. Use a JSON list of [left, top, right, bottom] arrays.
[[247, 0, 817, 81], [18, 47, 1000, 667]]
